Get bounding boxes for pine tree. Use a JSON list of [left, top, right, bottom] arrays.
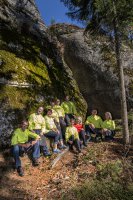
[[61, 0, 133, 144]]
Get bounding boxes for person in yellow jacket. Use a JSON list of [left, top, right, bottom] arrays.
[[102, 112, 116, 140], [46, 100, 59, 123], [65, 119, 81, 153], [85, 109, 103, 141], [61, 95, 77, 126], [44, 109, 66, 153], [28, 106, 51, 156], [54, 99, 66, 138], [11, 120, 40, 176]]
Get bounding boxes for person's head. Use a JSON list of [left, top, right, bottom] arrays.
[[105, 112, 112, 120], [70, 118, 75, 126], [20, 120, 29, 131], [37, 106, 44, 115], [91, 109, 97, 116], [47, 109, 52, 116], [55, 99, 60, 106], [65, 95, 70, 101], [76, 116, 82, 124], [50, 100, 55, 107]]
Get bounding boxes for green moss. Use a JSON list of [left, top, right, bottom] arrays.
[[0, 50, 51, 85]]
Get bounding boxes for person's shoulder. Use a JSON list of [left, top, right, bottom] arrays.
[[13, 128, 21, 135], [29, 113, 35, 117]]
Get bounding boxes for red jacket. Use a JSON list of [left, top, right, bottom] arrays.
[[74, 124, 83, 133]]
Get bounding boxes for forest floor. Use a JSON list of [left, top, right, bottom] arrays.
[[0, 135, 133, 200]]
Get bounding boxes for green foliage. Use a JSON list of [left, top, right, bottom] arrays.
[[96, 160, 123, 180], [62, 179, 133, 200], [62, 160, 133, 200]]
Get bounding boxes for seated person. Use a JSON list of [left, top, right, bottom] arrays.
[[54, 99, 66, 138], [28, 106, 51, 156], [102, 112, 116, 140], [44, 109, 66, 153], [11, 120, 40, 176], [61, 95, 77, 126], [74, 116, 87, 147], [65, 119, 81, 153], [85, 109, 103, 141], [46, 100, 60, 124]]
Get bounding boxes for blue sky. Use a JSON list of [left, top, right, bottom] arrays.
[[35, 0, 83, 27]]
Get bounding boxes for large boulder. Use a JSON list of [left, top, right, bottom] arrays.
[[0, 1, 87, 147], [49, 24, 133, 118]]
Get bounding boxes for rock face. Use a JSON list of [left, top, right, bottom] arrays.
[[49, 24, 133, 118], [0, 0, 46, 35], [0, 1, 87, 147]]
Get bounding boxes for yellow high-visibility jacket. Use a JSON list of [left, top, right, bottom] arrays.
[[61, 101, 77, 115], [28, 113, 46, 133], [102, 120, 115, 130], [53, 105, 65, 118], [85, 115, 103, 128], [65, 126, 79, 142], [44, 115, 57, 132], [46, 106, 59, 122], [11, 128, 38, 146]]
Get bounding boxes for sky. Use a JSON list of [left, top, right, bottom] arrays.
[[35, 0, 83, 27]]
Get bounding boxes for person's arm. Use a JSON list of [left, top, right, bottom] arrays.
[[111, 120, 116, 130], [41, 118, 47, 135], [71, 102, 77, 115], [85, 117, 92, 125], [65, 127, 69, 142], [28, 114, 35, 131], [11, 130, 18, 146]]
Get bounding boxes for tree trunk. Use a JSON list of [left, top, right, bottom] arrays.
[[113, 1, 130, 144]]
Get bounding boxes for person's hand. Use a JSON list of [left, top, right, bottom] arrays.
[[90, 124, 95, 129], [68, 140, 73, 144], [20, 143, 30, 148], [31, 140, 37, 146], [40, 132, 44, 136], [103, 128, 107, 132], [37, 135, 41, 140]]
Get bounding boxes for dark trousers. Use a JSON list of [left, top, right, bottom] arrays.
[[34, 129, 49, 155], [67, 135, 80, 151], [59, 117, 66, 138], [85, 125, 102, 140], [12, 142, 40, 168], [104, 130, 115, 139], [65, 114, 74, 126], [54, 121, 63, 140], [44, 131, 60, 144], [79, 130, 87, 145]]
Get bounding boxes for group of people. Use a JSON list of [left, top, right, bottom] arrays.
[[11, 96, 116, 176]]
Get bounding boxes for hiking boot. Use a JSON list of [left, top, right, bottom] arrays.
[[53, 149, 61, 154], [32, 158, 39, 166], [17, 166, 24, 177], [60, 145, 67, 149], [44, 152, 52, 157]]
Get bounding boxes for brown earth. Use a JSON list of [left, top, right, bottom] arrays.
[[0, 137, 133, 200]]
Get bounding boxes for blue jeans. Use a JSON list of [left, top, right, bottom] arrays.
[[79, 130, 87, 145], [44, 131, 60, 144], [85, 125, 102, 140], [12, 141, 40, 168], [67, 135, 80, 151], [34, 129, 49, 155]]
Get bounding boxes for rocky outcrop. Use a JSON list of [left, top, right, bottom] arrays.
[[49, 24, 133, 118], [0, 1, 87, 147], [0, 0, 46, 36]]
